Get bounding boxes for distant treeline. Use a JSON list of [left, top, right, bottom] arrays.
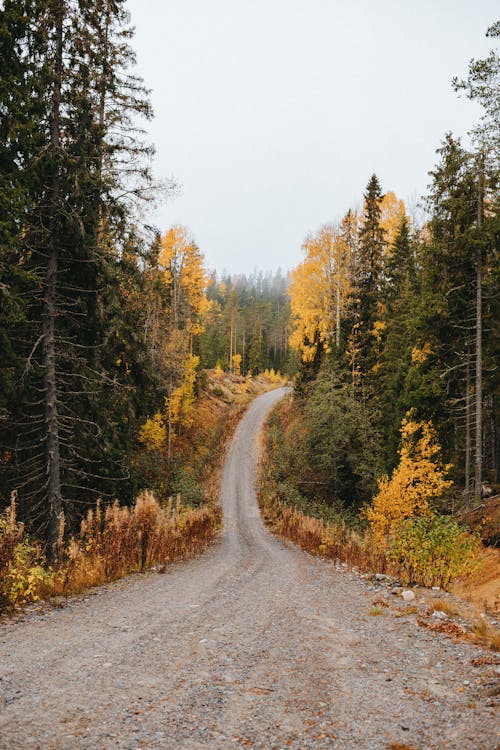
[[196, 270, 291, 375]]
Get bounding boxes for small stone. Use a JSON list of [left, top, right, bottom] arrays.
[[432, 586, 440, 591], [432, 610, 448, 620], [401, 590, 415, 601], [391, 587, 400, 595]]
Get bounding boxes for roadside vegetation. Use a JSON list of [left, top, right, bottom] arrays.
[[260, 396, 483, 591], [259, 24, 499, 610], [0, 371, 284, 612]]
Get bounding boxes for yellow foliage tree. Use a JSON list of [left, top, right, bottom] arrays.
[[289, 222, 353, 361], [379, 191, 406, 249], [166, 353, 200, 444], [159, 225, 208, 340], [138, 413, 166, 450], [366, 413, 453, 547], [232, 353, 242, 376]]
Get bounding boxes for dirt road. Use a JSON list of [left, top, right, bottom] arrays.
[[0, 389, 497, 749]]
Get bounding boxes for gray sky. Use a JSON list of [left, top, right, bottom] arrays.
[[127, 0, 498, 274]]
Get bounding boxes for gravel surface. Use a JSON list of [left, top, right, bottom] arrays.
[[0, 388, 498, 750]]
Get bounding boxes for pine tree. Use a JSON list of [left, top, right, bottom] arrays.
[[355, 174, 386, 371], [0, 0, 154, 557]]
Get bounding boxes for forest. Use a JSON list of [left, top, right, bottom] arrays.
[[0, 2, 498, 607], [1, 7, 499, 748], [270, 23, 499, 532]]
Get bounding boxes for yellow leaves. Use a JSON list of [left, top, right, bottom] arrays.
[[159, 225, 208, 335], [366, 413, 453, 548], [380, 191, 406, 248], [372, 319, 386, 342], [262, 368, 284, 384], [232, 353, 242, 376], [138, 413, 166, 450], [289, 222, 353, 361], [167, 353, 200, 433], [411, 342, 433, 364]]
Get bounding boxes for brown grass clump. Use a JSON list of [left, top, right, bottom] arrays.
[[0, 494, 24, 588], [52, 492, 221, 596], [428, 598, 460, 617], [470, 618, 500, 652]]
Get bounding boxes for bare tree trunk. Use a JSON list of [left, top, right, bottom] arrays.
[[465, 345, 471, 499], [167, 374, 173, 463], [44, 0, 64, 562], [229, 309, 233, 372], [335, 275, 341, 348], [491, 394, 498, 483], [474, 155, 484, 498]]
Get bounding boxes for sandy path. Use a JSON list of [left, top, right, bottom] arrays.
[[0, 388, 497, 750]]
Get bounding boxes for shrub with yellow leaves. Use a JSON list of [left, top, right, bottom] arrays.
[[0, 493, 53, 608], [366, 412, 453, 547], [138, 412, 166, 450], [231, 353, 242, 376]]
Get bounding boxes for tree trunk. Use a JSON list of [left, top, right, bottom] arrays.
[[44, 0, 64, 562], [336, 275, 341, 348], [167, 374, 173, 463], [465, 344, 471, 499], [474, 155, 484, 498]]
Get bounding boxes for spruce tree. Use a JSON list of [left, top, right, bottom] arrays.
[[355, 174, 385, 371], [0, 0, 155, 557]]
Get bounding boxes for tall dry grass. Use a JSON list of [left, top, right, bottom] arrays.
[[260, 489, 388, 573], [55, 491, 221, 595], [0, 492, 221, 610]]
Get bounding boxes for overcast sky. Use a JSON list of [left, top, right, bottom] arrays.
[[126, 0, 497, 274]]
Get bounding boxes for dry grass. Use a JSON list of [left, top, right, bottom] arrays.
[[470, 618, 500, 652], [260, 493, 388, 575], [57, 491, 221, 595], [428, 598, 460, 617], [453, 546, 500, 615], [416, 611, 500, 652], [0, 491, 221, 609]]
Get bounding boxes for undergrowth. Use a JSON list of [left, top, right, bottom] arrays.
[[0, 371, 282, 613], [259, 397, 483, 590], [0, 491, 221, 610]]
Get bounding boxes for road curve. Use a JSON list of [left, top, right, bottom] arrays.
[[0, 388, 497, 750]]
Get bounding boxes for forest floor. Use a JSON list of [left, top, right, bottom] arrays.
[[0, 388, 498, 750]]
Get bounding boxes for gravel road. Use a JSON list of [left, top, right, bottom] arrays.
[[0, 388, 498, 750]]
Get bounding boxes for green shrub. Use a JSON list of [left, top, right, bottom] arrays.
[[388, 513, 482, 590], [170, 467, 204, 506]]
